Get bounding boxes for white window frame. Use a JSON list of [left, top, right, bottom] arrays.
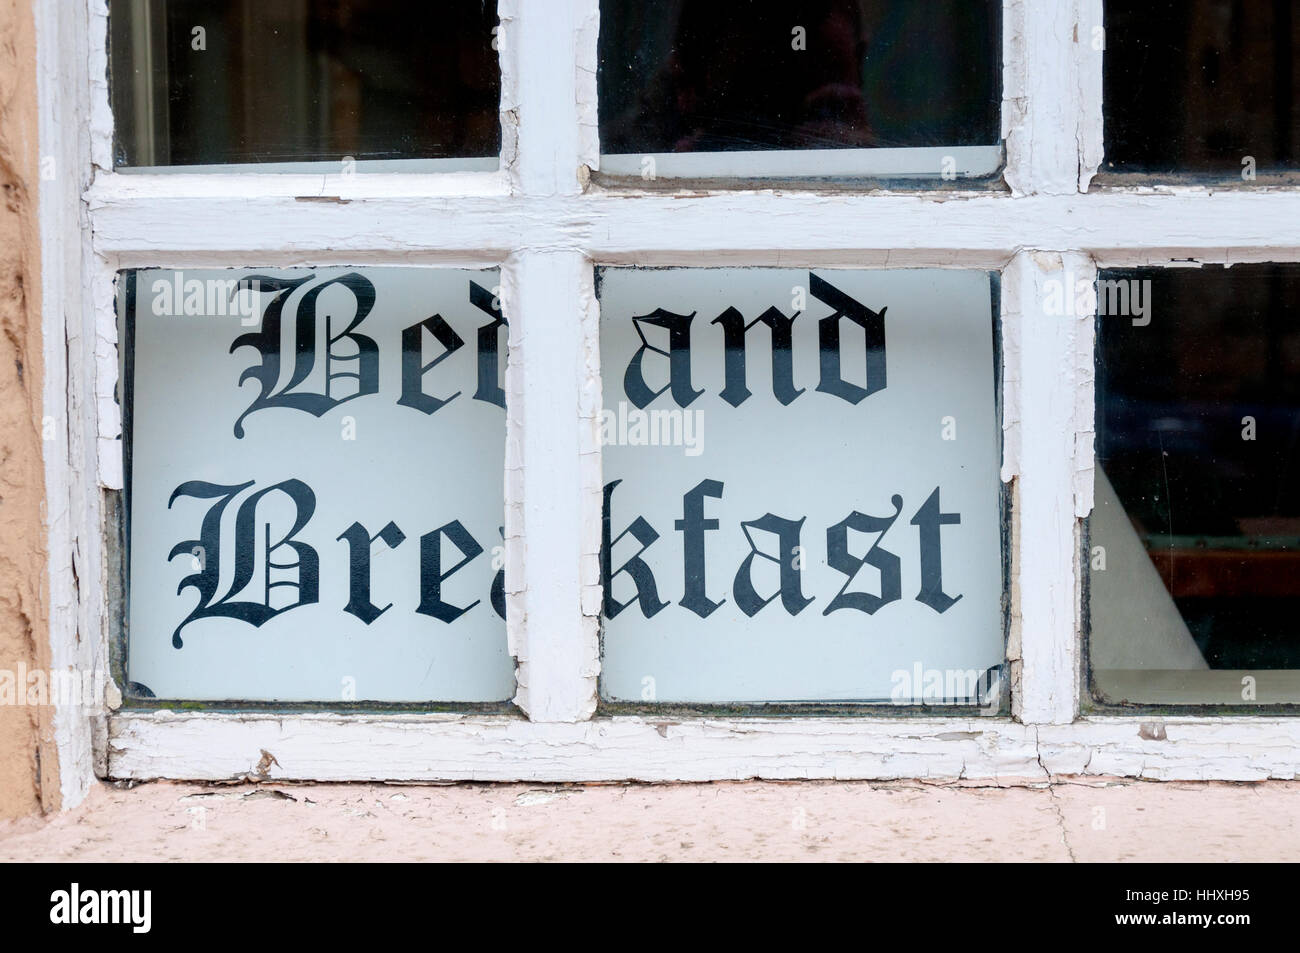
[[36, 0, 1300, 807]]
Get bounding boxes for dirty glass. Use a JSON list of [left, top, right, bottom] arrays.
[[120, 267, 512, 702], [597, 268, 1004, 707], [110, 0, 500, 169], [1103, 0, 1300, 176], [1092, 266, 1300, 705], [597, 0, 1002, 179]]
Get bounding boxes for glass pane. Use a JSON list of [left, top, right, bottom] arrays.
[[1104, 0, 1300, 176], [597, 0, 1002, 179], [598, 268, 1004, 706], [110, 0, 500, 169], [122, 267, 511, 702], [1092, 265, 1300, 705]]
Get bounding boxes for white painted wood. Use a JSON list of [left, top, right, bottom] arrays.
[[582, 190, 1300, 261], [504, 251, 600, 721], [1072, 259, 1096, 523], [512, 0, 586, 196], [1076, 0, 1106, 191], [999, 0, 1026, 190], [38, 0, 1300, 794], [106, 711, 1300, 783], [574, 0, 600, 175], [1036, 718, 1300, 781], [1004, 0, 1088, 195], [1003, 252, 1090, 725], [89, 190, 1300, 262], [107, 712, 1041, 782], [36, 0, 105, 810], [86, 0, 112, 174]]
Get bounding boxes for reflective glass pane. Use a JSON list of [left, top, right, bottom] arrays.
[[1092, 265, 1300, 704], [1104, 0, 1300, 176], [598, 0, 1002, 180], [110, 0, 500, 169]]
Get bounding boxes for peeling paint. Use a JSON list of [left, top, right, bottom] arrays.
[[1138, 723, 1168, 742], [101, 711, 1300, 783]]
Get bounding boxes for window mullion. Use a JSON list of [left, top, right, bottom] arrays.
[[1005, 251, 1092, 725], [1004, 0, 1094, 196], [504, 249, 600, 722], [1077, 0, 1105, 191], [503, 1, 599, 719], [506, 0, 595, 198]]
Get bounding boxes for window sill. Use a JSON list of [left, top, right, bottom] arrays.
[[104, 709, 1300, 783]]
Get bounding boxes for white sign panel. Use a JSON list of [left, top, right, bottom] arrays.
[[598, 268, 1003, 704], [125, 267, 512, 702]]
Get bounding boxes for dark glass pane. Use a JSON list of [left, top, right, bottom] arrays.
[[1093, 265, 1300, 704], [110, 0, 500, 168], [1104, 0, 1300, 175], [598, 0, 1001, 155]]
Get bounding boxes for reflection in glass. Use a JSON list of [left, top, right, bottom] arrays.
[[598, 0, 1001, 158], [1092, 266, 1300, 704], [110, 0, 500, 169], [1104, 0, 1300, 175]]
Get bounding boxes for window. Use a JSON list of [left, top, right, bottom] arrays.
[[597, 267, 1004, 707], [597, 0, 1003, 182], [110, 0, 500, 170], [120, 267, 511, 703], [1085, 0, 1300, 713], [34, 0, 1300, 797], [1103, 0, 1300, 179], [1091, 265, 1300, 706]]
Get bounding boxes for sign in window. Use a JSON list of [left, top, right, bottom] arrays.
[[121, 267, 512, 702], [598, 268, 1004, 705]]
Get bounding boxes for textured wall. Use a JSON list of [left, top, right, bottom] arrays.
[[0, 0, 55, 818]]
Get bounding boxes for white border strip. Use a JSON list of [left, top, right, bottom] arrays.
[[1003, 252, 1090, 724], [38, 0, 102, 810], [88, 191, 1300, 262], [1004, 0, 1086, 195], [107, 712, 1300, 782], [1076, 0, 1105, 190]]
